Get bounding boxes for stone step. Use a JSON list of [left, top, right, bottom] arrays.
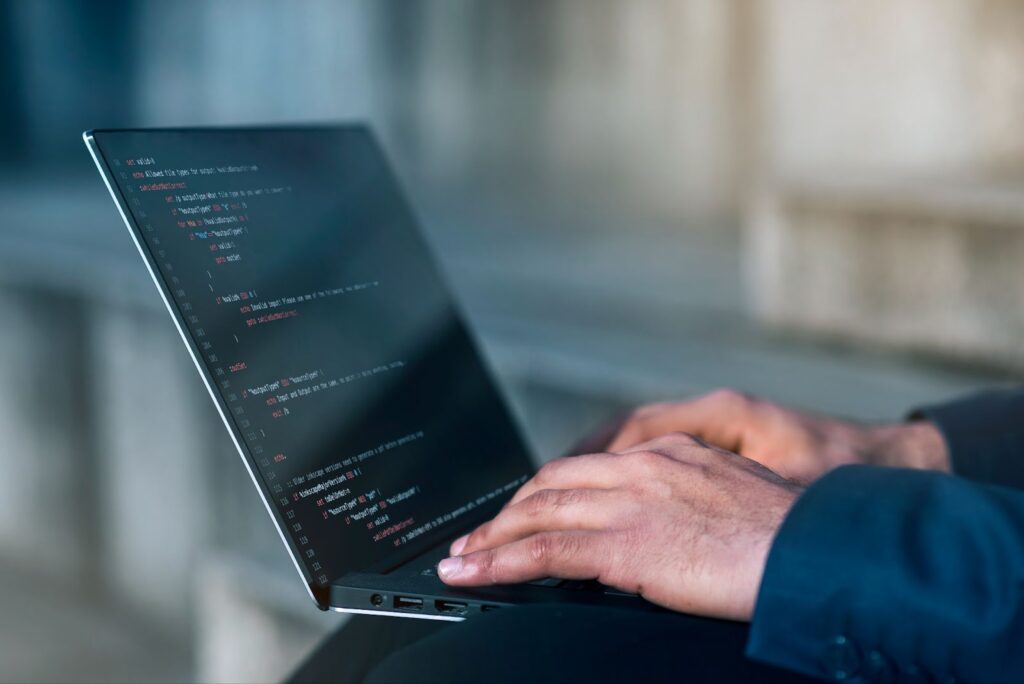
[[746, 174, 1024, 369]]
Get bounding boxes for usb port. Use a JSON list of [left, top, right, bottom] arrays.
[[393, 596, 423, 611], [434, 599, 468, 615]]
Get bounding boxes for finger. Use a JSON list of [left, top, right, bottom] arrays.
[[505, 453, 624, 509], [619, 430, 794, 485], [458, 488, 625, 556], [456, 456, 630, 557], [617, 430, 707, 454], [616, 431, 741, 463], [439, 531, 610, 586], [606, 390, 752, 453]]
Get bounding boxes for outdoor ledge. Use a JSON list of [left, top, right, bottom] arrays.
[[745, 173, 1024, 370]]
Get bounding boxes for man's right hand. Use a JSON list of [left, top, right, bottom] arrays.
[[574, 389, 950, 484]]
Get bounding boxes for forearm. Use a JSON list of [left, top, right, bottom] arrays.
[[746, 465, 1024, 683]]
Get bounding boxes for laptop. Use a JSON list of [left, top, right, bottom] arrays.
[[84, 125, 655, 620]]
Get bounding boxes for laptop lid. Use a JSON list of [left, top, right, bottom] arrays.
[[84, 125, 534, 608]]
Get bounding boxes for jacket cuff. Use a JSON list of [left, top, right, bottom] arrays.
[[745, 466, 867, 680], [745, 464, 1024, 682], [910, 388, 1024, 488]]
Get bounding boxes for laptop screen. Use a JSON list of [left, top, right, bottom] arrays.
[[89, 127, 533, 592]]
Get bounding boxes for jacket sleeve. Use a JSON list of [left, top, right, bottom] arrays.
[[912, 388, 1024, 489], [746, 465, 1024, 683]]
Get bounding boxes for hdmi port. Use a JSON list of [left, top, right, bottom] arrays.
[[435, 599, 468, 615], [393, 596, 423, 611]]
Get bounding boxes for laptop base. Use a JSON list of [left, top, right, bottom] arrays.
[[329, 540, 661, 621]]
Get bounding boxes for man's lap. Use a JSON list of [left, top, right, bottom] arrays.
[[290, 603, 817, 683]]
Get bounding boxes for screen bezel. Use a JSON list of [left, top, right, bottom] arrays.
[[83, 125, 536, 610]]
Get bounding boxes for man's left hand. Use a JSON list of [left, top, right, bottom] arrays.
[[438, 433, 804, 621]]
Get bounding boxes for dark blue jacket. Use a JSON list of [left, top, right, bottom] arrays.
[[747, 389, 1024, 683]]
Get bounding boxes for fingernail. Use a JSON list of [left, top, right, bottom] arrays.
[[450, 534, 469, 556], [438, 556, 464, 580]]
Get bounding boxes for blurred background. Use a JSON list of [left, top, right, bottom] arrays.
[[1, 0, 1022, 681]]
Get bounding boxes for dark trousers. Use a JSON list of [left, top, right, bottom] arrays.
[[288, 604, 819, 683]]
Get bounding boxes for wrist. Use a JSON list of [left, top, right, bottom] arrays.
[[737, 481, 803, 621], [865, 421, 950, 473]]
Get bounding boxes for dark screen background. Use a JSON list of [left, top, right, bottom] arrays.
[[92, 127, 533, 590]]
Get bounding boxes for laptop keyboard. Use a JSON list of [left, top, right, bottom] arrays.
[[422, 566, 634, 595]]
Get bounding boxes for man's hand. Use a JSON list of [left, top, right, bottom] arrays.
[[438, 433, 803, 621], [575, 389, 950, 484]]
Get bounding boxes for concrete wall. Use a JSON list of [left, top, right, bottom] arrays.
[[0, 288, 98, 586], [757, 0, 1024, 178], [748, 177, 1024, 367], [133, 0, 745, 222], [745, 1, 1024, 365], [90, 303, 217, 635], [759, 0, 979, 177]]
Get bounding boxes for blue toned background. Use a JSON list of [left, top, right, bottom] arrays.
[[0, 1, 1019, 681]]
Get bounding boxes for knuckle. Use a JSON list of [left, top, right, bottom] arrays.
[[526, 533, 579, 573], [666, 430, 712, 449], [527, 534, 555, 567], [556, 488, 587, 507], [534, 459, 563, 484], [597, 532, 637, 588], [477, 550, 500, 584], [708, 387, 751, 408], [630, 448, 669, 468], [609, 492, 646, 529], [638, 474, 675, 498], [665, 430, 699, 444], [524, 488, 557, 515]]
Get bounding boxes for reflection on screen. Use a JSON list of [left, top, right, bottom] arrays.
[[93, 127, 533, 589]]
